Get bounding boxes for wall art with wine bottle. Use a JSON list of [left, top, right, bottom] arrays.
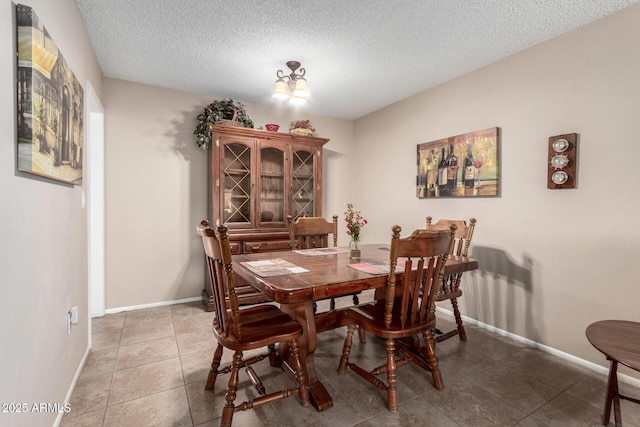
[[416, 127, 500, 198]]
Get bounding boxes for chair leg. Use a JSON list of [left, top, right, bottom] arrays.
[[385, 338, 398, 413], [422, 330, 443, 390], [221, 350, 242, 427], [267, 343, 278, 367], [288, 337, 310, 407], [357, 326, 366, 343], [329, 297, 336, 311], [205, 343, 224, 391], [409, 333, 421, 348], [450, 297, 466, 341], [338, 324, 356, 375]]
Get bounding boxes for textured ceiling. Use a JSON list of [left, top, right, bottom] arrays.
[[75, 0, 638, 120]]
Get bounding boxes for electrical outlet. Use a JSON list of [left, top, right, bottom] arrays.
[[70, 306, 78, 324], [66, 306, 78, 335]]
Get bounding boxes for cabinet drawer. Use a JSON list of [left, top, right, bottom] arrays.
[[243, 240, 292, 253], [229, 241, 241, 255]]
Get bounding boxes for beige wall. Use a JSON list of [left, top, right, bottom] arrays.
[[0, 0, 103, 426], [353, 4, 640, 374], [103, 78, 353, 309], [103, 0, 640, 380]]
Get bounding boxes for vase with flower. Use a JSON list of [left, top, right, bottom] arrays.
[[344, 203, 367, 259]]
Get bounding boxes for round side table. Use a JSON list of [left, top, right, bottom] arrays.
[[586, 320, 640, 427]]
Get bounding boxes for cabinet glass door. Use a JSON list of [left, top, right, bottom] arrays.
[[223, 143, 252, 224], [259, 147, 285, 223], [291, 149, 315, 219]]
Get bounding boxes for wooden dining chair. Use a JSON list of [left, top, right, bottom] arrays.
[[197, 222, 309, 427], [426, 216, 477, 342], [287, 214, 366, 342], [287, 214, 339, 251], [200, 220, 271, 307], [286, 214, 360, 311], [337, 225, 457, 412]]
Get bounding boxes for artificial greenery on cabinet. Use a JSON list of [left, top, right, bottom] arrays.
[[194, 98, 254, 149]]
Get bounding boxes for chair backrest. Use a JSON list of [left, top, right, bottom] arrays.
[[384, 225, 457, 329], [287, 215, 338, 249], [197, 221, 242, 339], [425, 216, 476, 257]]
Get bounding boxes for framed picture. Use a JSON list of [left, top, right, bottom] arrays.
[[417, 127, 500, 198], [16, 4, 84, 185]]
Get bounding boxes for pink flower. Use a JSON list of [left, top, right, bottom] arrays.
[[290, 120, 315, 132], [344, 203, 367, 242]]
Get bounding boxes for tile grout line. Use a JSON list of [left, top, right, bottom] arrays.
[[173, 306, 198, 426], [101, 312, 126, 426]]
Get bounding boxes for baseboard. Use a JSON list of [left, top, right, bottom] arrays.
[[436, 307, 640, 388], [52, 345, 91, 427], [102, 296, 201, 315]]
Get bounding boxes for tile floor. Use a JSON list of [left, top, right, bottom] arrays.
[[61, 296, 640, 427]]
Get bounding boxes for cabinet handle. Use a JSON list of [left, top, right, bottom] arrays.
[[250, 243, 264, 251]]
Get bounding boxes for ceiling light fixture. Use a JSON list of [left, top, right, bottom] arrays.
[[272, 60, 309, 105]]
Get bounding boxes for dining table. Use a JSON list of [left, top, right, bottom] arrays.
[[233, 243, 479, 412]]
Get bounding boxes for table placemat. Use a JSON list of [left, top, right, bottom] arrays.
[[348, 259, 418, 275], [348, 261, 390, 275], [294, 247, 350, 256], [240, 259, 309, 277]]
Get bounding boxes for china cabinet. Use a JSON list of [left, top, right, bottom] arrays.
[[202, 124, 328, 310]]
